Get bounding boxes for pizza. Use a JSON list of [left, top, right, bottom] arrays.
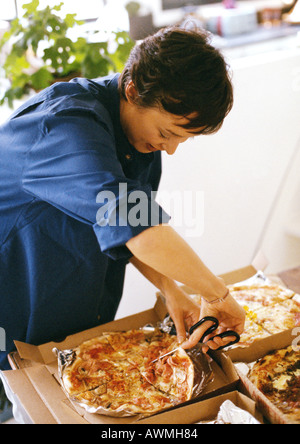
[[249, 346, 300, 423], [228, 283, 296, 311], [56, 328, 196, 416], [190, 282, 300, 348], [237, 317, 271, 347], [253, 300, 300, 335]]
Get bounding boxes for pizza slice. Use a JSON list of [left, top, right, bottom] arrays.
[[228, 283, 295, 311], [236, 317, 271, 348], [140, 347, 194, 404], [281, 298, 300, 315], [61, 353, 131, 397], [254, 301, 300, 334], [60, 334, 133, 396], [104, 329, 157, 361], [106, 328, 179, 368]]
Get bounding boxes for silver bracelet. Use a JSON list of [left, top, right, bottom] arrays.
[[203, 289, 230, 305]]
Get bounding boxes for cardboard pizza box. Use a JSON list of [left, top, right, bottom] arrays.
[[229, 329, 299, 424], [0, 255, 278, 425], [138, 390, 263, 424], [1, 295, 239, 425]]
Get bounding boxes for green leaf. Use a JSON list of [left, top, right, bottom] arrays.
[[0, 19, 22, 50], [53, 2, 64, 12], [81, 55, 111, 79], [43, 37, 74, 74], [23, 0, 40, 15], [64, 14, 77, 28], [31, 67, 53, 90], [11, 72, 30, 89], [4, 54, 30, 79], [1, 88, 26, 108]]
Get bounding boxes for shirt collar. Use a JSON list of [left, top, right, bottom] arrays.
[[106, 75, 155, 169]]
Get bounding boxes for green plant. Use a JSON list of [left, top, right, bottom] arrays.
[[0, 0, 134, 107]]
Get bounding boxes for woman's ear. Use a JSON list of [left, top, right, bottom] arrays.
[[125, 80, 138, 104]]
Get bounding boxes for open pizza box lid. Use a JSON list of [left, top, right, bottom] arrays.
[[1, 295, 240, 424]]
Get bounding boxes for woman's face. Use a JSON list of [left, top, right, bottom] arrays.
[[120, 82, 203, 155]]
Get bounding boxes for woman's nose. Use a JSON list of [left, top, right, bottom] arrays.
[[162, 142, 179, 155]]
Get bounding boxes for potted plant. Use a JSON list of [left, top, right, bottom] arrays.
[[0, 0, 135, 107]]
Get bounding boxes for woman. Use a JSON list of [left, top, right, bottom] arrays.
[[0, 26, 245, 372]]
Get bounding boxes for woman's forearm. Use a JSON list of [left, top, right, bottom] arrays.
[[126, 224, 227, 302], [129, 255, 177, 295]]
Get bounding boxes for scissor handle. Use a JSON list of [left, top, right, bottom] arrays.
[[212, 330, 240, 350], [189, 316, 240, 350], [189, 316, 219, 342], [167, 316, 219, 337], [165, 315, 240, 351]]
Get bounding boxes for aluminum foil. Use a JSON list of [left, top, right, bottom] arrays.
[[198, 400, 261, 424]]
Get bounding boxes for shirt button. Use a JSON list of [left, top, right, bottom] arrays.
[[125, 154, 132, 160]]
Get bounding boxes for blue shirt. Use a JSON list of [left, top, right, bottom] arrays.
[[0, 74, 169, 370]]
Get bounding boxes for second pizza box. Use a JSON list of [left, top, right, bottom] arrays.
[[228, 329, 299, 424], [1, 295, 239, 425]]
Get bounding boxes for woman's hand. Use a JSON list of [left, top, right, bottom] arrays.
[[164, 283, 245, 352], [181, 293, 246, 352], [163, 285, 202, 344]]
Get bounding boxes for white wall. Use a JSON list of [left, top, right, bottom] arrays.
[[117, 42, 300, 319]]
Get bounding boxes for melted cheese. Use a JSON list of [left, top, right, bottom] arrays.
[[273, 374, 292, 391], [273, 369, 300, 391]]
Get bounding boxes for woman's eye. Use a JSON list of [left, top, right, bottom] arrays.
[[160, 131, 167, 139]]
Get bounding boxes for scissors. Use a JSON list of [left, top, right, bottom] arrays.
[[189, 316, 240, 350], [152, 316, 240, 363]]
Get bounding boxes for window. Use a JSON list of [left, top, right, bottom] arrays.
[[0, 1, 131, 32], [0, 0, 133, 21], [0, 1, 17, 20]]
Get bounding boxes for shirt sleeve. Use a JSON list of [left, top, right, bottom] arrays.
[[22, 109, 170, 260]]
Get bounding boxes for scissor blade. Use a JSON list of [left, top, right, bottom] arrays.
[[151, 347, 180, 364]]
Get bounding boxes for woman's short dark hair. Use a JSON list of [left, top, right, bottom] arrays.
[[119, 26, 234, 135]]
